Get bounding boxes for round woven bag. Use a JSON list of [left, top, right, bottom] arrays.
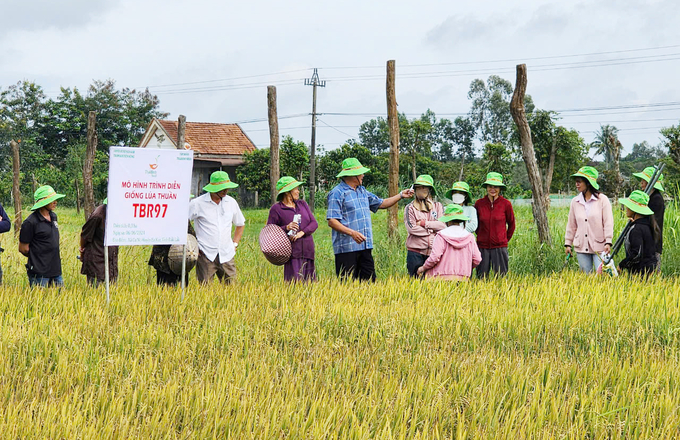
[[168, 234, 199, 275], [259, 224, 292, 266]]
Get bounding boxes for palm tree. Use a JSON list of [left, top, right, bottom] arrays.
[[590, 125, 620, 170], [591, 125, 623, 197]]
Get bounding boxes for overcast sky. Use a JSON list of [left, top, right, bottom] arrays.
[[3, 0, 680, 154]]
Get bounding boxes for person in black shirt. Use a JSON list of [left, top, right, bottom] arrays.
[[618, 190, 660, 278], [19, 185, 65, 287], [0, 203, 11, 284], [633, 166, 665, 270], [80, 199, 118, 286]]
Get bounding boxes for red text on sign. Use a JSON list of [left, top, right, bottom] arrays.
[[132, 203, 168, 218]]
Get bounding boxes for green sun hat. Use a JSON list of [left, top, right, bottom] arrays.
[[570, 166, 600, 190], [633, 166, 665, 192], [439, 204, 470, 223], [445, 181, 470, 199], [202, 171, 239, 193], [336, 157, 371, 178], [619, 190, 654, 216], [482, 172, 507, 188], [413, 174, 437, 196], [276, 176, 305, 200], [31, 185, 65, 211]]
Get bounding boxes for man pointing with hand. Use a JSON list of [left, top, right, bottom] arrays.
[[327, 158, 414, 281]]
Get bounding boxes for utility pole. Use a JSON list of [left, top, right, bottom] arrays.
[[268, 86, 280, 205], [305, 68, 326, 210], [83, 111, 97, 220], [386, 60, 400, 238]]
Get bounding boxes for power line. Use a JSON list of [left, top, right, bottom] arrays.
[[319, 53, 680, 83], [152, 79, 304, 95], [142, 68, 311, 89], [318, 43, 680, 70], [141, 44, 680, 95], [231, 113, 309, 124], [317, 119, 356, 138]]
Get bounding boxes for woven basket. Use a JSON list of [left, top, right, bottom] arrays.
[[259, 224, 292, 266], [168, 234, 199, 275]]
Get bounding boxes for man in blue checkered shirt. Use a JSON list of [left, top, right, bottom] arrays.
[[327, 157, 414, 281]]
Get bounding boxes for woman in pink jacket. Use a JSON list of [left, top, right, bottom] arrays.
[[417, 204, 482, 280], [564, 166, 614, 273], [404, 175, 445, 277]]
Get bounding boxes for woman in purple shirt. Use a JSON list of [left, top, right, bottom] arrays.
[[267, 177, 318, 282]]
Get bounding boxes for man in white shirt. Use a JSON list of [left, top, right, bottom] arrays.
[[189, 171, 245, 284]]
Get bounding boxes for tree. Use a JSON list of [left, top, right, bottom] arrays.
[[521, 110, 588, 193], [401, 117, 432, 181], [591, 124, 623, 197], [358, 117, 389, 155], [591, 125, 620, 169], [317, 142, 388, 188], [481, 142, 512, 176], [659, 125, 680, 165], [625, 141, 663, 161], [237, 137, 311, 204], [280, 136, 309, 182], [468, 75, 534, 146], [510, 64, 551, 245]]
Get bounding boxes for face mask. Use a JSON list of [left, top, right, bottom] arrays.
[[451, 194, 466, 204], [415, 187, 430, 200]]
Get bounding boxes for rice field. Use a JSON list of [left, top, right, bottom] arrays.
[[0, 205, 679, 438]]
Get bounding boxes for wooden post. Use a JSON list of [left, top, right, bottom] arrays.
[[510, 64, 551, 245], [267, 86, 280, 204], [386, 60, 400, 238], [75, 177, 81, 214], [177, 115, 186, 149], [10, 140, 22, 237], [83, 111, 97, 219]]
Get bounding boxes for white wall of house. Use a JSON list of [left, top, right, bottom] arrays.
[[145, 127, 178, 149]]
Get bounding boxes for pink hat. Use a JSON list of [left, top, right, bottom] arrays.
[[259, 224, 292, 266]]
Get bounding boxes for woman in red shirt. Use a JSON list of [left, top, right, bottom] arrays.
[[474, 172, 515, 278]]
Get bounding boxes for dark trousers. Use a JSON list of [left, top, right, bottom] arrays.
[[335, 249, 376, 282], [476, 247, 509, 279], [156, 270, 188, 286], [406, 251, 428, 277]]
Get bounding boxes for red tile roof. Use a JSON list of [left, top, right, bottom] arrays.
[[157, 120, 256, 155]]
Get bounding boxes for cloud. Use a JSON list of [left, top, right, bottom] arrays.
[[425, 15, 509, 49], [1, 0, 117, 36]]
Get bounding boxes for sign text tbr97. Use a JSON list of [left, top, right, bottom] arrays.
[[132, 203, 168, 218]]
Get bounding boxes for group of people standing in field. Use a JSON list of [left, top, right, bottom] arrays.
[[0, 157, 666, 288], [265, 158, 666, 282]]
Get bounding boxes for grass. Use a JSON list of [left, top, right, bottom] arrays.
[[0, 203, 678, 437]]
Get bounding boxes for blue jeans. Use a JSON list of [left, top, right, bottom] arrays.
[[28, 274, 64, 288], [576, 253, 599, 274]]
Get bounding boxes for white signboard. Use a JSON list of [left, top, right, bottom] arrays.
[[105, 147, 193, 246]]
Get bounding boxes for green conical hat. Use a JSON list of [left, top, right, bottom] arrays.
[[570, 166, 599, 190], [413, 174, 437, 196], [633, 166, 665, 192], [276, 176, 305, 200], [31, 185, 65, 210], [619, 190, 654, 216], [482, 172, 506, 188], [445, 181, 470, 199], [439, 204, 470, 223], [336, 158, 371, 178], [203, 171, 238, 193]]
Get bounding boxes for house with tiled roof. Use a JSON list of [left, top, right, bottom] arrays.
[[138, 118, 257, 198]]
